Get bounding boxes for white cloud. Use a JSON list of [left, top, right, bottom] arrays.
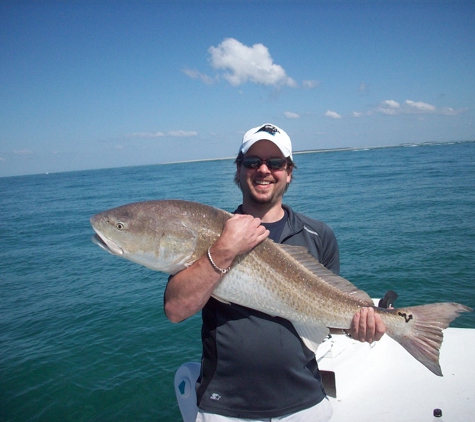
[[404, 100, 436, 112], [378, 99, 461, 116], [352, 110, 373, 118], [358, 82, 370, 95], [324, 110, 342, 119], [382, 100, 400, 108], [376, 100, 401, 115], [13, 149, 34, 155], [167, 130, 198, 137], [127, 131, 197, 138], [284, 111, 300, 119], [302, 80, 320, 89], [208, 38, 296, 87], [353, 99, 466, 119], [440, 107, 466, 116], [182, 68, 215, 85], [353, 110, 373, 118], [127, 132, 165, 138]]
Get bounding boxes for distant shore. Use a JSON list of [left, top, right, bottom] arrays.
[[5, 140, 472, 178], [163, 140, 474, 166]]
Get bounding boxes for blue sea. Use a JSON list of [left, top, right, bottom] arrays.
[[1, 141, 474, 422]]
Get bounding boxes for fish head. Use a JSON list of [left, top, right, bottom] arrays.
[[90, 201, 198, 274]]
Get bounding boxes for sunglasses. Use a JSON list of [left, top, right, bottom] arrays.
[[239, 157, 288, 170]]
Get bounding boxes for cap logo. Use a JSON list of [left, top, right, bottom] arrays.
[[256, 124, 280, 136]]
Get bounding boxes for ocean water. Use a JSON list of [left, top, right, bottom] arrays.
[[1, 141, 474, 421]]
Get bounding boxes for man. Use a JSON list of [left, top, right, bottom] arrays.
[[164, 124, 386, 421]]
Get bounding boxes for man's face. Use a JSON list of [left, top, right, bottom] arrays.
[[237, 140, 292, 206]]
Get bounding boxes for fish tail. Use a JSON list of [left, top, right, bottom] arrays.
[[385, 302, 472, 376]]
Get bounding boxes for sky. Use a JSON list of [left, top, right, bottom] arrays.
[[1, 0, 474, 177]]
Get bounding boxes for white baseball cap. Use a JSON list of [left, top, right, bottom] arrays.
[[239, 123, 293, 160]]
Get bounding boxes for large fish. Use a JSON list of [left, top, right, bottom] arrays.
[[90, 199, 471, 376]]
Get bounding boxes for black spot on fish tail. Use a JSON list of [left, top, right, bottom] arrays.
[[398, 312, 413, 323]]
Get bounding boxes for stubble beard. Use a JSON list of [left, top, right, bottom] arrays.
[[245, 181, 287, 208]]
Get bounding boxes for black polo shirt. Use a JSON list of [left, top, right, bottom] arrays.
[[196, 205, 339, 418]]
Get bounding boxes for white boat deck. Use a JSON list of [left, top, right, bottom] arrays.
[[175, 327, 475, 422], [318, 327, 475, 421]]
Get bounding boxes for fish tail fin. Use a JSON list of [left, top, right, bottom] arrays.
[[386, 303, 472, 376]]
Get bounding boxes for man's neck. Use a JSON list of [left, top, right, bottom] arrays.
[[241, 201, 285, 223]]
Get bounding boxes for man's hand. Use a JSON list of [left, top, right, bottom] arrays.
[[164, 214, 269, 322], [214, 214, 269, 259], [349, 307, 386, 343]]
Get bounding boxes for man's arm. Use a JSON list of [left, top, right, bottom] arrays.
[[164, 214, 269, 323]]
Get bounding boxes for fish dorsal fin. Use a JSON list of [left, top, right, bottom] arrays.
[[293, 323, 329, 354], [279, 244, 373, 306]]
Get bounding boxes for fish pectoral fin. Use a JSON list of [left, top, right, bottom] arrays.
[[293, 323, 330, 354], [279, 244, 373, 306]]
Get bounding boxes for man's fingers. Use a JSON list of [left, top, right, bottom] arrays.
[[374, 312, 386, 341], [365, 307, 376, 343], [358, 307, 368, 342], [256, 226, 270, 240], [350, 310, 360, 339], [221, 215, 268, 254]]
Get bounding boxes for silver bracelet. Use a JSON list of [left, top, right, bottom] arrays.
[[207, 247, 231, 274]]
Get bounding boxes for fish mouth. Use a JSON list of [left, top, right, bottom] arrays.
[[92, 232, 124, 256]]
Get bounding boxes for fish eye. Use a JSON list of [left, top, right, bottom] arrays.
[[116, 222, 125, 230]]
